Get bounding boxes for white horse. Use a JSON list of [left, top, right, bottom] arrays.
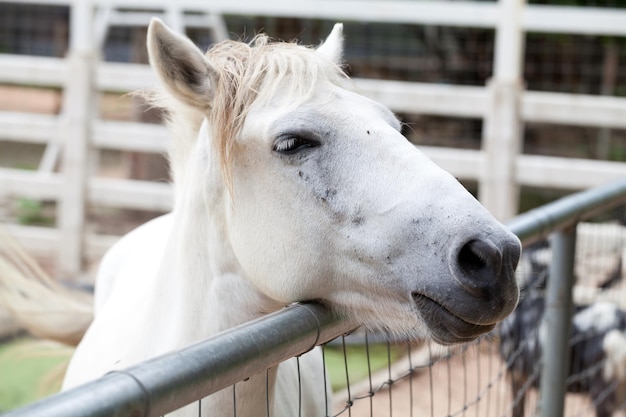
[[59, 19, 521, 416]]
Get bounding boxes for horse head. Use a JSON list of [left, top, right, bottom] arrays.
[[147, 19, 521, 345]]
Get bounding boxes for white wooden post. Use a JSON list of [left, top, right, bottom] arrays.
[[57, 0, 94, 279], [480, 0, 525, 221]]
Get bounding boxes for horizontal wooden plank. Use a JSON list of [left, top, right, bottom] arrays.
[[522, 92, 626, 129], [523, 5, 626, 36], [94, 68, 491, 118], [91, 0, 500, 28], [92, 120, 169, 153], [0, 169, 63, 200], [417, 147, 626, 191], [0, 0, 71, 5], [517, 155, 626, 190], [355, 79, 487, 118], [92, 1, 626, 36], [4, 225, 138, 266], [87, 0, 626, 35], [1, 168, 171, 215], [418, 146, 483, 180], [0, 112, 61, 143], [0, 55, 67, 87], [3, 224, 61, 259], [88, 178, 173, 211], [96, 62, 156, 92], [357, 81, 626, 128]]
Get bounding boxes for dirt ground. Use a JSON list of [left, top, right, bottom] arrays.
[[333, 341, 605, 417]]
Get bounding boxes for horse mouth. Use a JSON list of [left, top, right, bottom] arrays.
[[411, 293, 495, 345]]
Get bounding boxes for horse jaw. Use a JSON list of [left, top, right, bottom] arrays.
[[316, 23, 344, 64]]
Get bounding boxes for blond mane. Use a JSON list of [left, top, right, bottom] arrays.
[[148, 34, 350, 196]]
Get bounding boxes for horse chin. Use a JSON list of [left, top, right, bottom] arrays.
[[411, 293, 496, 345]]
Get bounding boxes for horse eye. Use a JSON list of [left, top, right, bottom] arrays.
[[273, 136, 320, 155]]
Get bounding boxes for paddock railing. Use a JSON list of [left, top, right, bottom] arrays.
[[5, 178, 626, 417]]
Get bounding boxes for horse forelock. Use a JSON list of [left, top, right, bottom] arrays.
[[150, 34, 349, 195], [207, 34, 349, 189]]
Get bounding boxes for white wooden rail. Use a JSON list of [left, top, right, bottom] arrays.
[[1, 0, 626, 277]]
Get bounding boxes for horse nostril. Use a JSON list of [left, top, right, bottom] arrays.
[[444, 235, 520, 325], [457, 239, 503, 296]]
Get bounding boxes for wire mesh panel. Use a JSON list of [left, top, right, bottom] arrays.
[[328, 335, 508, 417], [0, 3, 69, 57], [498, 215, 626, 417]]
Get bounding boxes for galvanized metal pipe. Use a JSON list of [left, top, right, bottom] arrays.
[[507, 178, 626, 245], [539, 228, 577, 417], [4, 303, 354, 417]]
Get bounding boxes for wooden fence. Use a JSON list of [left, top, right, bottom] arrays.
[[1, 0, 626, 278]]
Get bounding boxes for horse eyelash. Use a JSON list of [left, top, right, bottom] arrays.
[[274, 137, 300, 152], [273, 136, 319, 154]]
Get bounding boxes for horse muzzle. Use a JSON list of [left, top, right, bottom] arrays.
[[412, 232, 521, 345]]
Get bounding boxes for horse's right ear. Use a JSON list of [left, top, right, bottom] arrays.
[[317, 23, 344, 64], [147, 18, 215, 109]]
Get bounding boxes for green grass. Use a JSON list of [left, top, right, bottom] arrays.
[[0, 338, 402, 411], [324, 342, 405, 392], [0, 338, 71, 413]]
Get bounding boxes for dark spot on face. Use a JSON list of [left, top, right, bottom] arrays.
[[366, 130, 370, 135], [352, 216, 365, 226], [350, 207, 365, 226], [298, 171, 303, 177]]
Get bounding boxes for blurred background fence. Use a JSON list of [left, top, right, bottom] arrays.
[[1, 0, 626, 280]]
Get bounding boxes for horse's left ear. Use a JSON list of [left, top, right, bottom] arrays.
[[147, 18, 216, 109], [317, 23, 344, 64]]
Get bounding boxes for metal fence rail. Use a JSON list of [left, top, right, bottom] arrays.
[[4, 304, 353, 417], [4, 179, 626, 417], [507, 179, 626, 246]]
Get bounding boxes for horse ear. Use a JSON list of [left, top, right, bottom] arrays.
[[317, 23, 344, 64], [147, 18, 215, 109]]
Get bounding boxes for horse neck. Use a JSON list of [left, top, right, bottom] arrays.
[[157, 151, 284, 417], [154, 136, 282, 341]]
